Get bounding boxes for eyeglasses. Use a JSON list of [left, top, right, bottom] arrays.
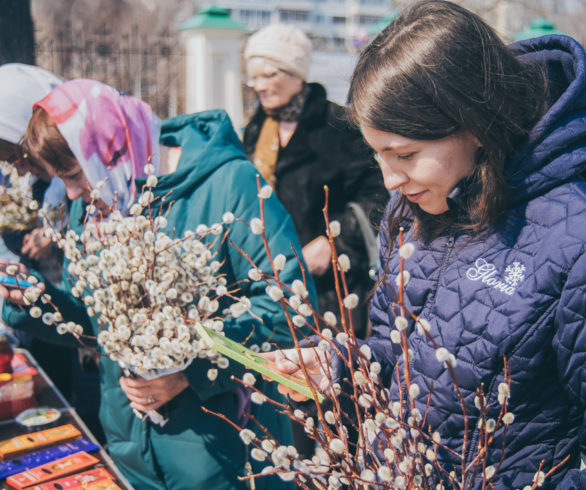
[[245, 69, 283, 88]]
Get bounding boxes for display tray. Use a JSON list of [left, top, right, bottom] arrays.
[[0, 349, 133, 490]]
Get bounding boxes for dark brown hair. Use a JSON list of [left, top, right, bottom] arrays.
[[0, 138, 18, 162], [347, 0, 546, 242], [21, 106, 77, 175]]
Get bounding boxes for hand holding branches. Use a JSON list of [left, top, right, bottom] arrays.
[[262, 347, 330, 402]]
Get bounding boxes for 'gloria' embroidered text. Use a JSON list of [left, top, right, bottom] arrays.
[[466, 258, 523, 296]]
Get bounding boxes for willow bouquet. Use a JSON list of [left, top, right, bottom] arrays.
[[205, 184, 567, 489], [0, 161, 40, 233], [13, 165, 252, 423]]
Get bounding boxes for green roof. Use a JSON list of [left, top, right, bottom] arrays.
[[368, 9, 399, 35], [513, 17, 566, 41], [178, 5, 246, 31]]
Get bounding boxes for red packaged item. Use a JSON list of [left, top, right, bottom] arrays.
[[32, 468, 121, 489], [6, 451, 99, 488], [10, 352, 38, 378], [0, 372, 15, 420], [0, 352, 39, 421], [0, 335, 13, 373]]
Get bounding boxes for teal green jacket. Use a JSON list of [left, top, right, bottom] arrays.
[[3, 110, 316, 489]]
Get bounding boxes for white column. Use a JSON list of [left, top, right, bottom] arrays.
[[182, 30, 244, 134]]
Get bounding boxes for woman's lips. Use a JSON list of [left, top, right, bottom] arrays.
[[404, 190, 426, 203]]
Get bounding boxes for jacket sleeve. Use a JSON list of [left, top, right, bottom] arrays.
[[1, 230, 25, 258], [556, 468, 586, 489], [1, 270, 94, 349], [2, 198, 96, 349], [552, 250, 586, 472], [182, 162, 317, 401]]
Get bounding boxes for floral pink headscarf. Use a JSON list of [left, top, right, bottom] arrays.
[[34, 79, 161, 214]]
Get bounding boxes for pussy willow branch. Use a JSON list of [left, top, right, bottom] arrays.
[[322, 186, 347, 334], [215, 177, 548, 488], [231, 376, 290, 412], [253, 177, 330, 435], [290, 244, 323, 338], [540, 455, 570, 488], [321, 185, 366, 452], [201, 405, 243, 432]]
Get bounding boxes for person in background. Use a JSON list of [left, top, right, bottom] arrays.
[[266, 1, 586, 487], [0, 63, 65, 278], [243, 25, 388, 458], [0, 65, 102, 438], [243, 24, 388, 342], [1, 78, 315, 490]]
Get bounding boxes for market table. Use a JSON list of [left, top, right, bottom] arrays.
[[0, 348, 133, 489]]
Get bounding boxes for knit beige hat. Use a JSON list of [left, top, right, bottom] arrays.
[[244, 24, 312, 81]]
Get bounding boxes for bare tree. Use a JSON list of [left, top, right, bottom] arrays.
[[399, 0, 584, 44], [459, 0, 585, 43], [0, 0, 35, 65], [31, 0, 198, 117]]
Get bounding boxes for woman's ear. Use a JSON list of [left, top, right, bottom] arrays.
[[461, 130, 482, 149]]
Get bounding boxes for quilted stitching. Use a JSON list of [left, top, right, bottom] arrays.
[[366, 36, 586, 488]]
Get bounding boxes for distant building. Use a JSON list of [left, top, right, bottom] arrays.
[[216, 0, 394, 106], [217, 0, 393, 52]]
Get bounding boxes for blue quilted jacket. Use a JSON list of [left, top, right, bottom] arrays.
[[365, 35, 586, 488]]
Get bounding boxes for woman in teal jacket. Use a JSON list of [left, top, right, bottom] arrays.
[[0, 79, 315, 489]]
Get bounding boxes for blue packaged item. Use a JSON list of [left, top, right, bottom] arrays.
[[0, 437, 100, 479]]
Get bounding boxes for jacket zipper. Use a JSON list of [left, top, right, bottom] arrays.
[[436, 235, 484, 481], [418, 235, 487, 480], [426, 235, 456, 308]]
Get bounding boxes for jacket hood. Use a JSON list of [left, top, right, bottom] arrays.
[[507, 35, 586, 205], [142, 109, 248, 202]]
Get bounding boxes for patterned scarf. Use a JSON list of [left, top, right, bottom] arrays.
[[253, 85, 309, 187], [263, 84, 309, 122], [34, 79, 161, 215]]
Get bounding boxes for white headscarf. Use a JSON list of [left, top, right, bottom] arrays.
[[0, 63, 63, 144]]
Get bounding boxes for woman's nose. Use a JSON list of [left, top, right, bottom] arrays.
[[381, 166, 409, 192], [252, 79, 267, 91], [66, 185, 83, 201]]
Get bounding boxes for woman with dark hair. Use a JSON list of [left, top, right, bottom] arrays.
[[268, 0, 586, 486]]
